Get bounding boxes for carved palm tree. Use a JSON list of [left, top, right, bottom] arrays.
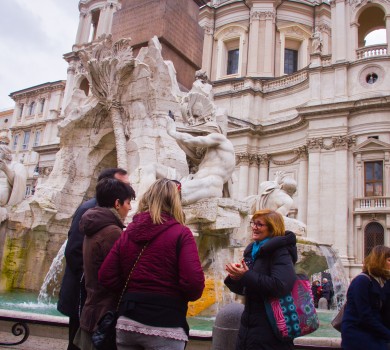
[[79, 35, 135, 170]]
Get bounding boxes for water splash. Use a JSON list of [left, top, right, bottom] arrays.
[[318, 245, 349, 310], [37, 239, 67, 303]]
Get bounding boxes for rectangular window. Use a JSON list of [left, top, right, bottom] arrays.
[[364, 161, 383, 196], [12, 134, 19, 150], [19, 104, 24, 119], [25, 185, 31, 197], [284, 49, 298, 74], [227, 49, 239, 75], [40, 99, 45, 114], [33, 130, 41, 147], [22, 131, 31, 150]]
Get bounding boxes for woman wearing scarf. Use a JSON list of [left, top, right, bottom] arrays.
[[341, 245, 390, 350], [224, 209, 297, 350]]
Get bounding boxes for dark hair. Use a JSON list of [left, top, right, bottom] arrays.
[[96, 178, 135, 208], [97, 168, 127, 182]]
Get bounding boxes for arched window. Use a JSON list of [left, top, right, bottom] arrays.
[[364, 222, 384, 257], [79, 78, 90, 96]]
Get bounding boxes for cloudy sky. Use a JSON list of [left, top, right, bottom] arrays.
[[0, 0, 79, 109], [0, 1, 386, 110]]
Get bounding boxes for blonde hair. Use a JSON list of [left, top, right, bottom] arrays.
[[363, 245, 390, 279], [137, 178, 185, 225], [252, 209, 285, 237]]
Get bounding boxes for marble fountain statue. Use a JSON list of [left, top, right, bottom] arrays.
[[0, 35, 347, 322]]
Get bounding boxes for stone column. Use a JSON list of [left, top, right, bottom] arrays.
[[296, 147, 308, 224], [236, 153, 250, 199], [81, 13, 92, 43], [248, 155, 259, 196], [75, 11, 87, 45], [332, 137, 350, 260], [201, 25, 214, 79], [61, 63, 77, 113], [258, 10, 276, 77], [279, 32, 286, 75], [331, 0, 347, 63], [385, 151, 390, 196], [306, 138, 322, 242], [351, 22, 360, 59], [386, 15, 390, 55], [257, 154, 269, 193], [247, 11, 260, 76], [96, 6, 108, 38]]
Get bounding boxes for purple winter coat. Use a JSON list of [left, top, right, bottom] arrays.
[[99, 211, 205, 302]]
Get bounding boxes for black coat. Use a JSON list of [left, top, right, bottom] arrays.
[[57, 198, 96, 318], [225, 231, 297, 350]]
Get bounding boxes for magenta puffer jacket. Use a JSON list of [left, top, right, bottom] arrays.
[[98, 211, 205, 302]]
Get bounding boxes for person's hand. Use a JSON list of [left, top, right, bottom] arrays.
[[225, 260, 248, 280], [165, 115, 176, 135]]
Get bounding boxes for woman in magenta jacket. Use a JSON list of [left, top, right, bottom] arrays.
[[99, 178, 205, 350]]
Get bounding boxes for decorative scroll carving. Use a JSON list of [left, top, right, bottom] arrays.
[[271, 154, 300, 166], [307, 136, 356, 151], [236, 152, 250, 165], [202, 25, 214, 35], [258, 154, 270, 165], [307, 137, 324, 150]]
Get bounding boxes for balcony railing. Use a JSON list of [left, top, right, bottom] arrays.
[[354, 196, 390, 211], [356, 44, 387, 59]]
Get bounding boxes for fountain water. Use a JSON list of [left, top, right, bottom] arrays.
[[37, 240, 66, 303]]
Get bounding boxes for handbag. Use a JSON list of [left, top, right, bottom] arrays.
[[330, 303, 345, 332], [92, 242, 149, 350], [264, 273, 320, 341], [330, 272, 371, 333]]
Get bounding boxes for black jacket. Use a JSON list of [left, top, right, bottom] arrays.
[[225, 231, 297, 350], [57, 198, 96, 318]]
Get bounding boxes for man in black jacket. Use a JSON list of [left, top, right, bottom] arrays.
[[57, 168, 129, 350]]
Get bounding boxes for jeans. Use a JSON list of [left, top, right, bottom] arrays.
[[116, 328, 186, 350]]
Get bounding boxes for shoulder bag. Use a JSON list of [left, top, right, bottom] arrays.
[[264, 273, 320, 341], [92, 242, 149, 350], [331, 272, 371, 332]]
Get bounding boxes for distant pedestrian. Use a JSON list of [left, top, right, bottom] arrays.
[[311, 280, 322, 308], [321, 278, 333, 310]]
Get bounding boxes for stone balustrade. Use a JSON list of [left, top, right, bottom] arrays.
[[356, 44, 387, 59], [354, 196, 390, 211]]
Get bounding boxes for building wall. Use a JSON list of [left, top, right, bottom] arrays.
[[9, 81, 65, 196], [200, 0, 390, 278]]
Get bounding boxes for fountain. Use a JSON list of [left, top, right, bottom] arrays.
[[0, 35, 346, 348]]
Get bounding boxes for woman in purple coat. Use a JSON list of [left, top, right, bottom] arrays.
[[99, 178, 205, 350], [341, 245, 390, 350]]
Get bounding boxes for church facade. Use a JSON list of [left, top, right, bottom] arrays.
[[198, 0, 390, 277]]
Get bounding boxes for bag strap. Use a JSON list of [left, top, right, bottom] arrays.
[[116, 241, 149, 311]]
